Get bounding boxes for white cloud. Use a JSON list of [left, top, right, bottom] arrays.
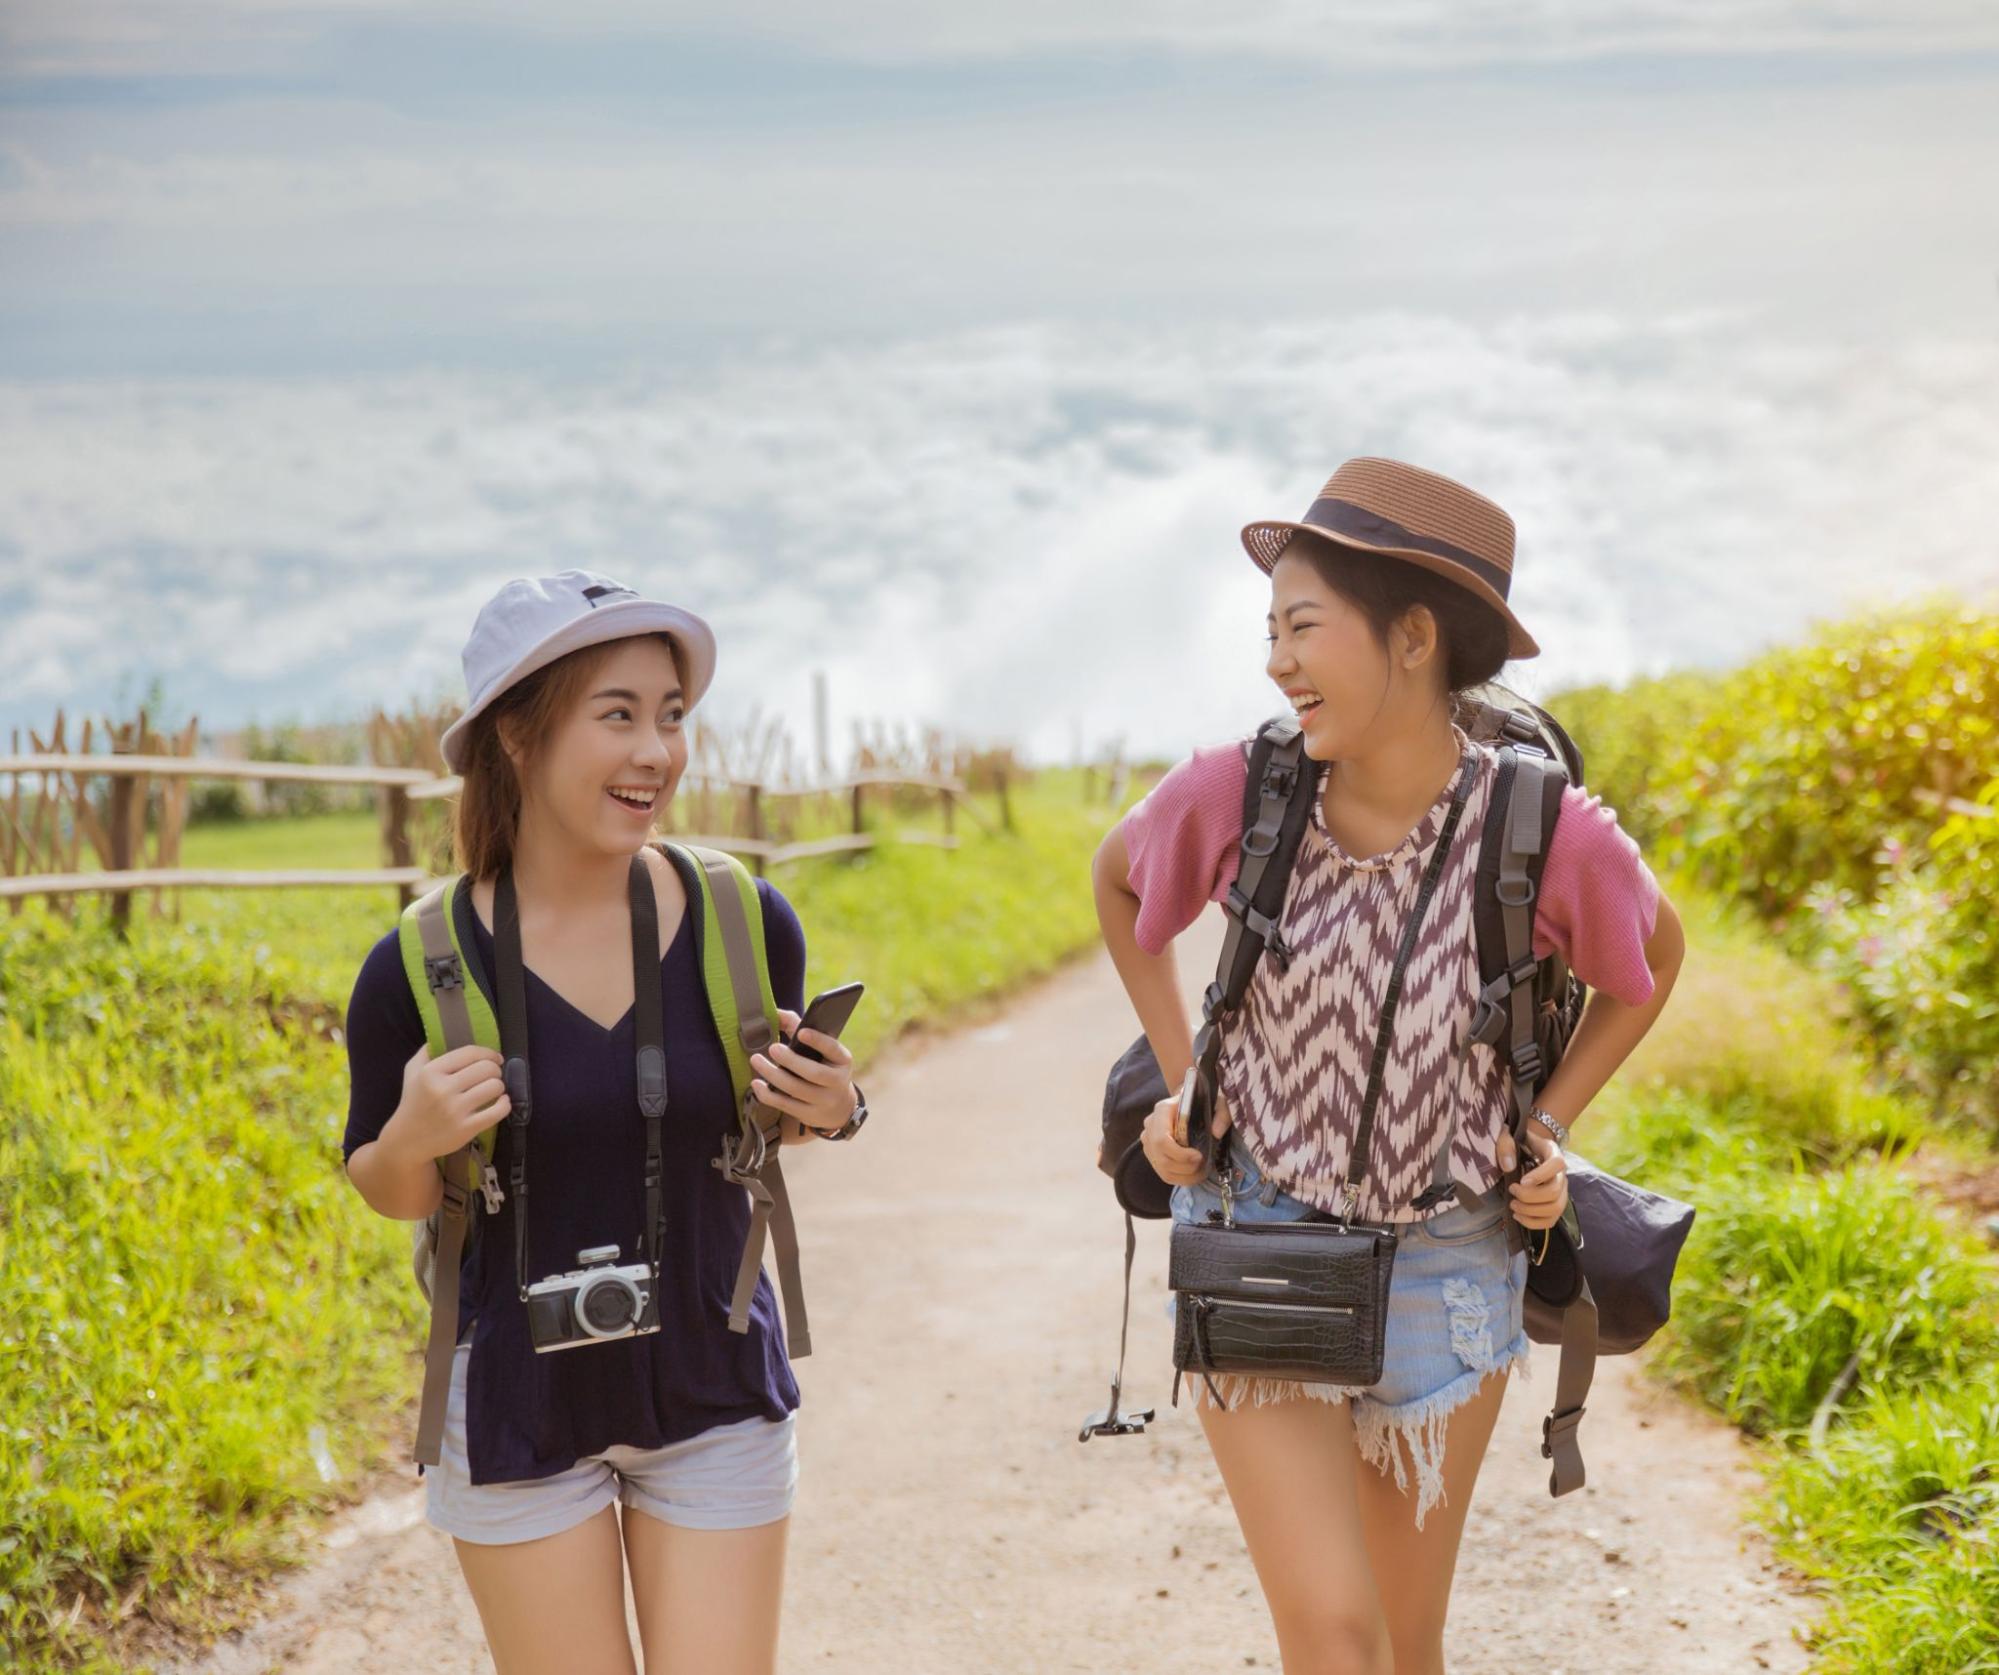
[[7, 62, 1991, 376], [3, 313, 1994, 763], [8, 0, 1998, 77], [700, 0, 1999, 66]]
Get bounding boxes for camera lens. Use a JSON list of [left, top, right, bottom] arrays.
[[576, 1274, 641, 1336]]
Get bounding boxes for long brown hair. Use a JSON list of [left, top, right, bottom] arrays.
[[453, 632, 686, 880]]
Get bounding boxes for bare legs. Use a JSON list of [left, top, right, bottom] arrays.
[[1201, 1397, 1396, 1675], [1198, 1367, 1510, 1675], [1355, 1370, 1509, 1675], [451, 1506, 788, 1675], [453, 1507, 636, 1675], [623, 1508, 788, 1675]]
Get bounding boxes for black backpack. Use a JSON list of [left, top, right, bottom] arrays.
[[1083, 686, 1623, 1493]]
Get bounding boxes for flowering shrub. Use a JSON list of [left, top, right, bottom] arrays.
[[1553, 601, 1999, 1122]]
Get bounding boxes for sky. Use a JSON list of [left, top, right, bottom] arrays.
[[3, 3, 1995, 764]]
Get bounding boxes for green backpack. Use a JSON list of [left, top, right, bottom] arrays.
[[397, 839, 810, 1468]]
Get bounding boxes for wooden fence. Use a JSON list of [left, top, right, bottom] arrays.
[[1, 743, 995, 932]]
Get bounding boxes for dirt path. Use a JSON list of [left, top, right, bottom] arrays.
[[168, 912, 1817, 1674]]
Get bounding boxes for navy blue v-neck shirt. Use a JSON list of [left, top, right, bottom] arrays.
[[342, 874, 805, 1485]]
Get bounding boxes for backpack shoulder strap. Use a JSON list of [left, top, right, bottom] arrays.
[[396, 878, 503, 1171], [1215, 719, 1319, 1003], [399, 874, 501, 1470], [662, 842, 781, 1101], [399, 876, 504, 1062], [661, 841, 810, 1358], [1466, 743, 1566, 1081], [1466, 746, 1598, 1498], [1182, 718, 1321, 1168]]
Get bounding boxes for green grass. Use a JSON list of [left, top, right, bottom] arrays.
[[179, 810, 383, 871], [1605, 878, 1925, 1163], [0, 913, 417, 1673], [0, 772, 1126, 1671], [774, 780, 1113, 1064], [1770, 1375, 1999, 1673], [1585, 880, 1999, 1670]]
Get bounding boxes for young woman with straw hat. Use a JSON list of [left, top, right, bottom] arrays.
[[1094, 459, 1686, 1674], [342, 571, 865, 1675]]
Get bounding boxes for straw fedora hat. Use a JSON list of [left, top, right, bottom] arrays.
[[1242, 457, 1540, 659]]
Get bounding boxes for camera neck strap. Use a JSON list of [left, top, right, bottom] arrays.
[[494, 855, 669, 1302]]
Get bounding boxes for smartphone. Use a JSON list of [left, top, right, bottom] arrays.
[[786, 982, 865, 1063], [1174, 1066, 1199, 1149]]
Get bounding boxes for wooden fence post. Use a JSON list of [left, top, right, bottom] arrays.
[[851, 782, 865, 836], [996, 764, 1014, 833], [383, 784, 415, 910], [4, 726, 18, 915], [107, 748, 135, 939], [745, 783, 766, 878]]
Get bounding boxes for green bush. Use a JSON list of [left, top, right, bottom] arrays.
[[1805, 806, 1999, 1116], [1539, 670, 1714, 852], [1554, 601, 1999, 1127], [1665, 602, 1995, 916], [1596, 882, 1927, 1171], [1556, 600, 1999, 917]]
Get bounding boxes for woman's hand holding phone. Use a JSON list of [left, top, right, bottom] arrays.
[[750, 993, 860, 1138], [1139, 1082, 1231, 1187]]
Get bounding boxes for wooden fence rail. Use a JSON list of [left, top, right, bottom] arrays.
[[1, 751, 992, 931], [0, 755, 435, 786], [0, 868, 432, 900]]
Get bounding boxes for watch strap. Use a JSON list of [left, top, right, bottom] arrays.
[[815, 1082, 867, 1141], [1528, 1107, 1568, 1146]]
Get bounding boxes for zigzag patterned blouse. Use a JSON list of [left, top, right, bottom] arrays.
[[1120, 723, 1661, 1223]]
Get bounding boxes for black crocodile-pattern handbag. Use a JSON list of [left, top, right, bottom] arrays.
[[1170, 1208, 1399, 1392]]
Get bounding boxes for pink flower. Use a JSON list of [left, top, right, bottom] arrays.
[[1858, 935, 1885, 968]]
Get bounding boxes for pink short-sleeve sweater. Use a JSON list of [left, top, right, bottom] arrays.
[[1119, 723, 1661, 1222]]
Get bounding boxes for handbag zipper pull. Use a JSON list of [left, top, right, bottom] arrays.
[[1337, 1180, 1360, 1232]]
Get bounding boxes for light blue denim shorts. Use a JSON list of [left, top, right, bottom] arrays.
[[1170, 1143, 1532, 1529], [426, 1342, 800, 1546]]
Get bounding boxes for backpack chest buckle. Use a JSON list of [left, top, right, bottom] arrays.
[[478, 1162, 506, 1214]]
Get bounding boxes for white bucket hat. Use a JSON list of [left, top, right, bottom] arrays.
[[438, 570, 717, 774]]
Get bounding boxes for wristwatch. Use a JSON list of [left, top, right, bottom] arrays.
[[1527, 1107, 1569, 1147], [809, 1083, 868, 1142]]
